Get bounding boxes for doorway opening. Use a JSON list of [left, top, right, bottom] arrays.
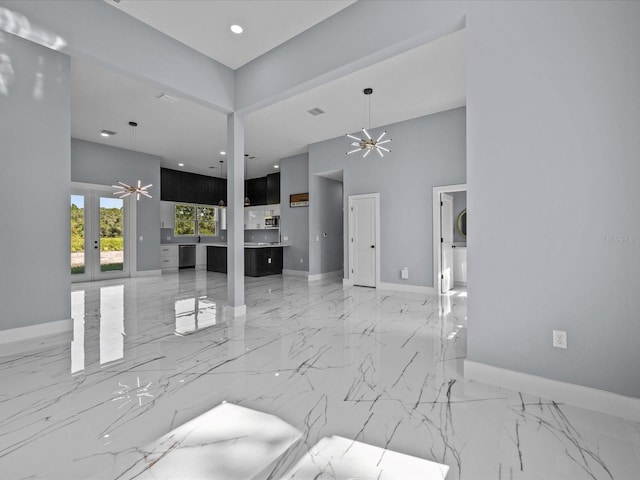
[[71, 184, 131, 282], [433, 184, 467, 294]]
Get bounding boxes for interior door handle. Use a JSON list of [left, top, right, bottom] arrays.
[[371, 245, 375, 248]]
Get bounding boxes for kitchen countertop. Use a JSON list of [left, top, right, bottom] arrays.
[[161, 242, 288, 248], [207, 243, 289, 249]]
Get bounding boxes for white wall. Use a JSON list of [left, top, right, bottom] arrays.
[[0, 33, 71, 331], [466, 1, 640, 398]]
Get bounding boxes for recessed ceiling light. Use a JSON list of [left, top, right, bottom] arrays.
[[274, 165, 279, 169], [101, 129, 116, 137], [220, 151, 226, 155], [178, 163, 184, 167], [230, 24, 243, 34]]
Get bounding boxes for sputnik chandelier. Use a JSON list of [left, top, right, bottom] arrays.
[[112, 180, 153, 200], [111, 120, 152, 200], [346, 88, 391, 158]]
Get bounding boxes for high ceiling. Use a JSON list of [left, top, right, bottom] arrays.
[[71, 1, 465, 179], [106, 0, 356, 70]]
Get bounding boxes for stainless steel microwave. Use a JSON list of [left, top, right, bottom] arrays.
[[265, 215, 280, 227]]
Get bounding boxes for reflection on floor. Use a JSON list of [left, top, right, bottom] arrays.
[[0, 271, 639, 479]]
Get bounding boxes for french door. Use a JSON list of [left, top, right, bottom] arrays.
[[71, 187, 130, 282]]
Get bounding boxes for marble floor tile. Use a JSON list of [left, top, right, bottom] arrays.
[[0, 271, 638, 479]]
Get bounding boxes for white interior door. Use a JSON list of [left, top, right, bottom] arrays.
[[349, 195, 377, 287], [71, 188, 129, 282], [441, 193, 454, 293]]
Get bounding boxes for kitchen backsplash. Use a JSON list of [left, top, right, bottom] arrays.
[[245, 229, 280, 243], [160, 228, 280, 244]]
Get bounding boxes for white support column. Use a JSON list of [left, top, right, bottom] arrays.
[[225, 113, 246, 317]]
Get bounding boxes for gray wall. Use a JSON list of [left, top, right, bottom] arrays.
[[452, 191, 466, 244], [309, 176, 343, 275], [308, 107, 466, 285], [279, 154, 310, 272], [466, 1, 640, 398], [0, 34, 71, 331], [71, 139, 161, 272], [2, 0, 234, 112]]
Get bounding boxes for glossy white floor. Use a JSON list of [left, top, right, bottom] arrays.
[[1, 271, 639, 479]]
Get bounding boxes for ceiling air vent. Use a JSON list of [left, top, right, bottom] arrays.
[[156, 93, 178, 104], [307, 107, 325, 117]]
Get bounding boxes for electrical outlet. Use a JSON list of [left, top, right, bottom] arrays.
[[401, 267, 409, 279], [300, 258, 304, 263], [553, 330, 567, 349]]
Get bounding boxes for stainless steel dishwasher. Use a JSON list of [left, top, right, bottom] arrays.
[[178, 244, 196, 269]]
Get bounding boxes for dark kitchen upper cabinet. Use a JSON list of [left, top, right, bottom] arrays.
[[246, 177, 267, 206], [161, 168, 226, 205], [244, 172, 279, 206], [266, 172, 280, 205]]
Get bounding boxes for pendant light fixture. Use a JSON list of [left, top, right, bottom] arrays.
[[218, 159, 226, 207], [112, 121, 153, 200], [346, 88, 391, 158], [244, 154, 250, 206]]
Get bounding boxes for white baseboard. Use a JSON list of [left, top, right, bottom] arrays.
[[282, 269, 309, 278], [132, 269, 161, 277], [377, 282, 435, 294], [224, 304, 247, 317], [308, 270, 342, 282], [464, 360, 640, 423], [0, 319, 72, 345], [343, 278, 353, 288]]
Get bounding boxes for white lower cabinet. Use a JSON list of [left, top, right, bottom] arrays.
[[160, 244, 178, 271]]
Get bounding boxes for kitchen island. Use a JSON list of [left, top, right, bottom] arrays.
[[206, 243, 287, 277]]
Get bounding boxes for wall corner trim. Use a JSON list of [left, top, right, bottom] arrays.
[[0, 319, 72, 345], [464, 360, 640, 423]]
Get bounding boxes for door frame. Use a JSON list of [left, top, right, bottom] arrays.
[[432, 184, 467, 294], [71, 182, 137, 282], [347, 193, 380, 288]]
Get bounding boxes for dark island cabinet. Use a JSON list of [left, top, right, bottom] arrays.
[[207, 246, 283, 276], [245, 247, 283, 276], [206, 246, 227, 273]]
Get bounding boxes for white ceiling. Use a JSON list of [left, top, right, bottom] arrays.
[[105, 0, 356, 70], [71, 2, 465, 179]]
